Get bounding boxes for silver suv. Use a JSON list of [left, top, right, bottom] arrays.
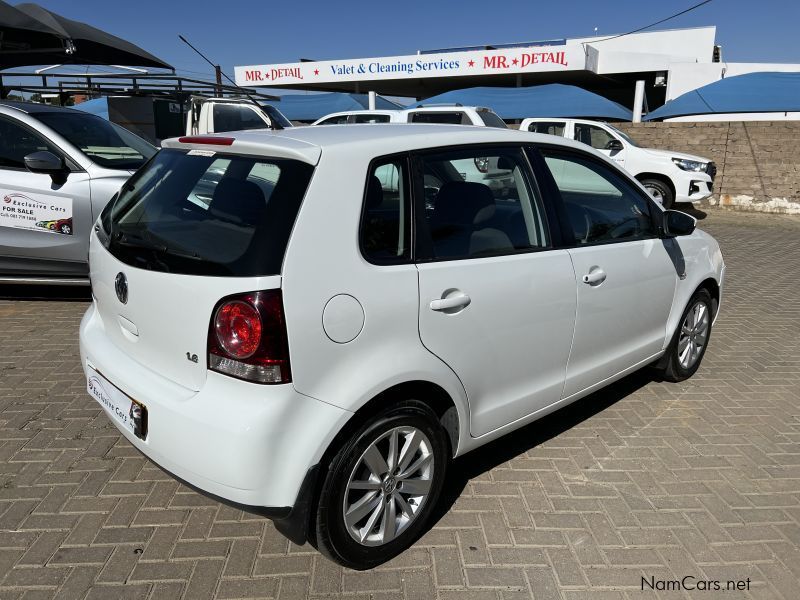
[[0, 101, 156, 284]]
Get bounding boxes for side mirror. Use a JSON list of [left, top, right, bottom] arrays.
[[663, 209, 696, 237], [24, 150, 64, 174], [605, 139, 624, 152]]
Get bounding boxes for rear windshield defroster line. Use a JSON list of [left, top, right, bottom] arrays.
[[99, 149, 314, 277]]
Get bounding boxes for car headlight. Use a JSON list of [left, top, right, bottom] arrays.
[[672, 158, 707, 172]]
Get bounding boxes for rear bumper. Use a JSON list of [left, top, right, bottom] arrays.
[[79, 302, 350, 512]]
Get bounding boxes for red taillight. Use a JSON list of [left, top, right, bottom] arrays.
[[208, 290, 291, 384], [178, 136, 235, 146]]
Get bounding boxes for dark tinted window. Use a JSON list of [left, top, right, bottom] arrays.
[[527, 121, 565, 136], [259, 104, 293, 128], [477, 110, 508, 129], [361, 160, 410, 263], [353, 114, 391, 123], [0, 116, 59, 169], [409, 112, 465, 125], [212, 104, 268, 132], [100, 149, 313, 276], [419, 147, 548, 260], [318, 115, 350, 125], [541, 151, 655, 244], [35, 111, 155, 169]]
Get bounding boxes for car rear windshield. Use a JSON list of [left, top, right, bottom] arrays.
[[99, 149, 314, 276], [35, 111, 156, 170]]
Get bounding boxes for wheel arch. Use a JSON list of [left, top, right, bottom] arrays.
[[636, 172, 676, 199]]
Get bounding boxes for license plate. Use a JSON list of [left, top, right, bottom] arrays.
[[87, 366, 148, 440]]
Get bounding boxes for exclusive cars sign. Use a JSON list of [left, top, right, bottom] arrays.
[[235, 44, 585, 86], [1, 190, 73, 235]]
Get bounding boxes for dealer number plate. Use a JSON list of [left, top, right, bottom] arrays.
[[87, 366, 148, 440]]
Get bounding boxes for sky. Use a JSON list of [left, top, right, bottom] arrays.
[[22, 0, 800, 89]]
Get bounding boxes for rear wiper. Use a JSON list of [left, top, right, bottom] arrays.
[[115, 231, 204, 261]]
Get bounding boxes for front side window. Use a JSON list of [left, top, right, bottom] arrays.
[[541, 151, 655, 245], [418, 147, 548, 260], [573, 123, 617, 151], [527, 121, 566, 136], [35, 111, 155, 170], [360, 159, 410, 263], [0, 116, 60, 169], [409, 112, 466, 125], [212, 104, 268, 132], [100, 149, 314, 276]]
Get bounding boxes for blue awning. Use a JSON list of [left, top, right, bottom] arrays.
[[265, 92, 404, 121], [646, 72, 800, 121], [408, 84, 632, 121]]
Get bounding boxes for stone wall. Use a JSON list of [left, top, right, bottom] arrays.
[[616, 121, 800, 214]]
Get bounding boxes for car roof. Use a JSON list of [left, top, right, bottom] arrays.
[[163, 123, 592, 165], [0, 100, 85, 115]]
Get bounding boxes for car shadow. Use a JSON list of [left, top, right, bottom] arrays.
[[674, 202, 708, 220], [427, 369, 655, 527], [0, 284, 91, 302]]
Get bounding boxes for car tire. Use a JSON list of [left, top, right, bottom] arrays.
[[641, 178, 674, 209], [312, 400, 449, 570], [656, 288, 714, 382], [60, 224, 71, 234]]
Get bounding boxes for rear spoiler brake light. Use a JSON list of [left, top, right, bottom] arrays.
[[178, 136, 235, 146]]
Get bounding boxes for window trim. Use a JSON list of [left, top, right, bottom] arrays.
[[410, 142, 556, 264], [358, 152, 414, 266], [530, 143, 663, 248], [0, 114, 82, 173]]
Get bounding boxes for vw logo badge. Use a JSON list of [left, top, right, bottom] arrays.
[[114, 272, 128, 304]]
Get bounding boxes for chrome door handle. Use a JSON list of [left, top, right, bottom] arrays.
[[430, 292, 471, 312], [582, 268, 607, 286]]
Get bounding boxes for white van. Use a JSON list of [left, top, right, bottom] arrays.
[[519, 118, 715, 208]]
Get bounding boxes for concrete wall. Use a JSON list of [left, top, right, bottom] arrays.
[[617, 121, 800, 214]]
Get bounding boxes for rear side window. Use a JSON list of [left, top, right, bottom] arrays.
[[409, 112, 467, 125], [360, 159, 411, 263], [353, 114, 391, 123], [541, 151, 655, 245], [212, 104, 268, 132], [527, 121, 565, 136], [100, 149, 314, 276], [318, 115, 350, 125]]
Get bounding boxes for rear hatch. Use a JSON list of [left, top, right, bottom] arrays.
[[90, 144, 315, 390]]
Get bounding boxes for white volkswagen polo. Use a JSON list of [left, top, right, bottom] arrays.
[[79, 124, 725, 569]]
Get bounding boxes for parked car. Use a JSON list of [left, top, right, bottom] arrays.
[[80, 124, 724, 569], [314, 106, 512, 196], [312, 105, 508, 128], [185, 96, 293, 136], [0, 101, 157, 284], [519, 117, 715, 208]]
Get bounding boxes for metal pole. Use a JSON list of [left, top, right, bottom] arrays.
[[632, 80, 645, 123], [215, 65, 223, 97], [368, 91, 377, 110]]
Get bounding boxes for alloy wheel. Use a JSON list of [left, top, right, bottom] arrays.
[[678, 301, 710, 369], [343, 426, 434, 546]]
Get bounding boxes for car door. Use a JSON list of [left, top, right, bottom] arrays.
[[573, 122, 627, 168], [414, 145, 577, 437], [0, 115, 92, 277], [535, 147, 677, 398]]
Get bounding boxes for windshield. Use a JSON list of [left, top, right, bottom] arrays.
[[35, 111, 156, 170], [260, 104, 293, 128], [477, 110, 508, 129], [606, 124, 640, 147], [99, 149, 313, 276]]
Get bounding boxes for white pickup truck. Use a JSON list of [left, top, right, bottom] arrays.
[[185, 97, 293, 135], [519, 118, 715, 208]]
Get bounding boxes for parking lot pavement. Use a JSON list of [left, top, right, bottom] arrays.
[[0, 207, 798, 600]]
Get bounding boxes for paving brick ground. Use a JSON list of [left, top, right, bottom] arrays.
[[1, 207, 799, 600]]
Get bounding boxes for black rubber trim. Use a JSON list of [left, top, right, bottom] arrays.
[[131, 444, 319, 544]]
